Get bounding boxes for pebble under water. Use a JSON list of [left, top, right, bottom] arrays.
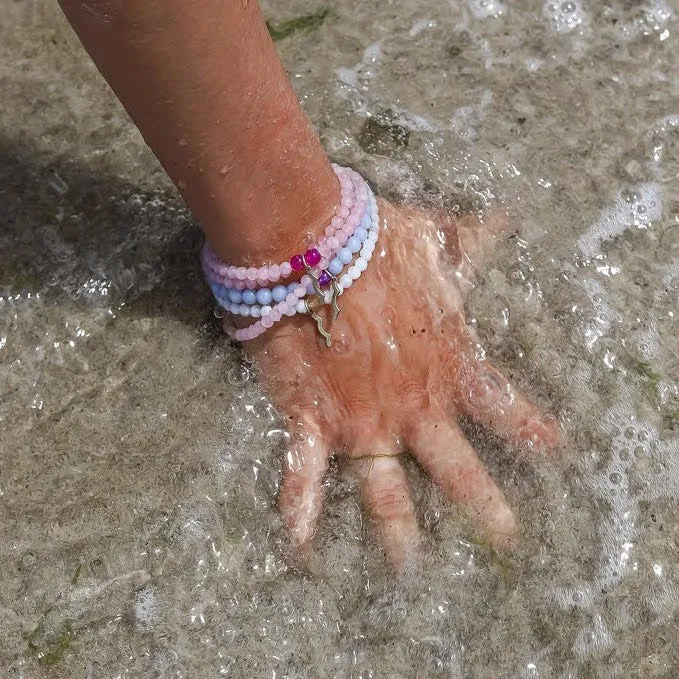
[[1, 0, 678, 677]]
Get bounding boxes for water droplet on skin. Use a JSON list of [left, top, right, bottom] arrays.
[[624, 426, 637, 439], [619, 449, 630, 461], [561, 1, 576, 13], [634, 445, 645, 458], [227, 364, 250, 386], [609, 472, 623, 484]]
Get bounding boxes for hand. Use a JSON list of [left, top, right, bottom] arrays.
[[243, 199, 560, 567]]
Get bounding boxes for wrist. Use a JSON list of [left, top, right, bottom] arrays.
[[187, 110, 340, 267]]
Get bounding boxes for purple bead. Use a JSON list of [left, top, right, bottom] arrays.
[[290, 254, 305, 272], [304, 248, 321, 267], [318, 271, 332, 287]]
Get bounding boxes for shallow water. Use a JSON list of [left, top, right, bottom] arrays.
[[1, 0, 678, 677]]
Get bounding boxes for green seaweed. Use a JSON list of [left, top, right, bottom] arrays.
[[631, 359, 662, 387], [266, 9, 329, 41], [71, 563, 84, 586], [28, 608, 74, 666]]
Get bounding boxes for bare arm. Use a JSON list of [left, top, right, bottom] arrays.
[[57, 0, 338, 263]]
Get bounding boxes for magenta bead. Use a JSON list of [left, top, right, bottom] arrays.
[[290, 254, 304, 271], [304, 248, 321, 267]]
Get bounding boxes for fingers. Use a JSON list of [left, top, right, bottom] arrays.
[[409, 416, 516, 546], [353, 455, 420, 568], [278, 424, 330, 551], [456, 358, 561, 453]]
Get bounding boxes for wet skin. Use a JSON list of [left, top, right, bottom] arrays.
[[243, 200, 561, 566]]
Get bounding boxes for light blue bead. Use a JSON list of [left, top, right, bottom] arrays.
[[272, 285, 287, 302], [347, 236, 362, 253], [361, 212, 372, 229], [328, 258, 343, 275], [242, 289, 257, 305], [256, 288, 272, 305], [355, 226, 368, 242], [338, 247, 353, 264], [228, 289, 243, 304], [287, 283, 298, 294]]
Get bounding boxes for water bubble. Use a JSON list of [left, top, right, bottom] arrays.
[[227, 364, 250, 386], [424, 508, 441, 529], [622, 189, 639, 204], [20, 551, 37, 569]]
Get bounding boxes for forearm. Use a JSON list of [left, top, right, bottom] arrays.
[[57, 0, 339, 263]]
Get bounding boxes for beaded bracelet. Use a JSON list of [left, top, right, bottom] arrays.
[[202, 165, 367, 288], [202, 167, 379, 347]]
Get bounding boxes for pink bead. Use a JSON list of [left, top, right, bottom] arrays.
[[245, 279, 256, 289], [290, 254, 304, 271], [294, 284, 306, 297], [268, 265, 281, 282], [235, 281, 246, 290], [318, 244, 330, 258], [304, 248, 321, 267], [301, 275, 311, 288], [331, 216, 343, 229], [280, 262, 293, 277], [319, 258, 329, 269], [258, 266, 269, 279], [285, 293, 297, 305], [246, 267, 258, 281], [236, 267, 247, 280], [338, 207, 350, 218], [325, 225, 335, 237], [279, 302, 290, 315], [327, 236, 340, 250], [262, 316, 274, 328]]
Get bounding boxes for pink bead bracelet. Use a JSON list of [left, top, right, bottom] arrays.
[[202, 165, 368, 289]]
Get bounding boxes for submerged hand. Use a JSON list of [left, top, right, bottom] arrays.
[[244, 200, 560, 566]]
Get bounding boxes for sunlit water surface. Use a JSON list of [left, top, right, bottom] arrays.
[[1, 0, 678, 677]]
